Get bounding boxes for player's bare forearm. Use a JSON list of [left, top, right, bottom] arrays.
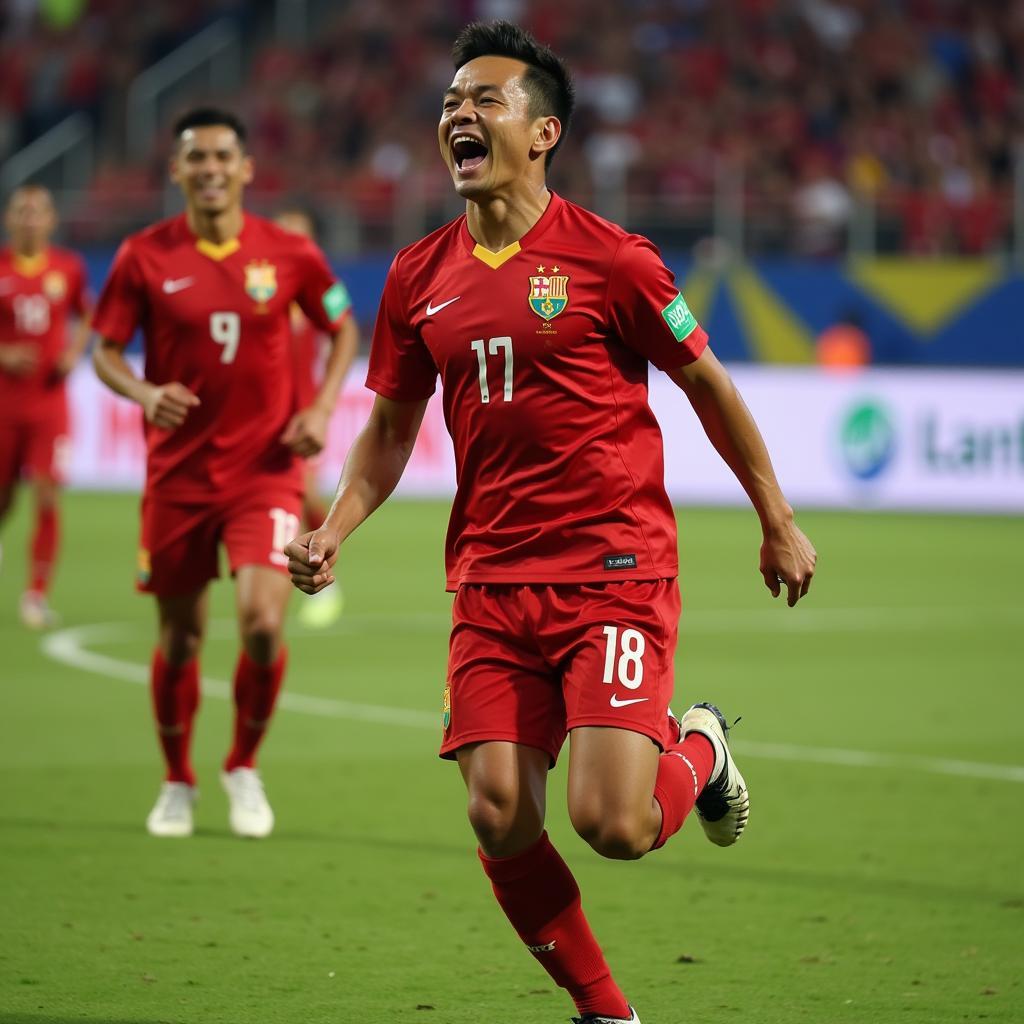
[[280, 317, 359, 457], [57, 313, 94, 376], [667, 348, 816, 604], [314, 314, 359, 416], [285, 395, 427, 593], [93, 337, 200, 429]]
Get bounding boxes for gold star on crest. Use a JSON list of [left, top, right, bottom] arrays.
[[536, 264, 545, 273], [552, 265, 560, 273]]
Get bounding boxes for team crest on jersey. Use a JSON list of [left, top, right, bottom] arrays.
[[528, 266, 569, 322], [42, 271, 66, 302], [244, 260, 278, 309]]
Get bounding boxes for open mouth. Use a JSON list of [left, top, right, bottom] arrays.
[[451, 134, 489, 174]]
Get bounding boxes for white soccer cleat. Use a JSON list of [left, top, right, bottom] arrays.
[[146, 781, 197, 837], [221, 767, 275, 838], [679, 702, 749, 847], [571, 1007, 641, 1023], [20, 590, 59, 630], [297, 583, 344, 629]]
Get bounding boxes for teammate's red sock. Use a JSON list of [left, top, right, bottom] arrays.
[[150, 650, 200, 786], [224, 649, 286, 771], [479, 832, 631, 1020], [29, 504, 58, 594], [303, 498, 328, 533], [651, 732, 716, 849]]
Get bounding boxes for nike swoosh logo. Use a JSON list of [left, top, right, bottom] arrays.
[[609, 694, 649, 708], [425, 295, 460, 316], [162, 277, 195, 294]]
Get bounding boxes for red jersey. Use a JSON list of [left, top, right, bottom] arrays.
[[92, 214, 350, 501], [0, 246, 89, 423], [366, 192, 708, 589]]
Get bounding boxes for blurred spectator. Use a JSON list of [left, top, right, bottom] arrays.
[[1, 0, 1021, 255]]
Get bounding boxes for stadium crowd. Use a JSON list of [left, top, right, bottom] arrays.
[[2, 0, 1022, 254]]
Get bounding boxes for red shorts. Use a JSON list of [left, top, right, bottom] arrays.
[[0, 416, 70, 487], [137, 488, 303, 595], [441, 580, 682, 765]]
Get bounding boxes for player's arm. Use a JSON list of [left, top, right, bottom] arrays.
[[92, 337, 199, 429], [285, 394, 428, 593], [55, 305, 95, 378], [666, 348, 817, 606], [280, 312, 359, 458], [0, 341, 38, 375]]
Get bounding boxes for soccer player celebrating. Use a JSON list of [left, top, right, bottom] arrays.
[[287, 23, 816, 1023], [274, 206, 356, 628], [92, 108, 356, 840], [0, 184, 92, 629]]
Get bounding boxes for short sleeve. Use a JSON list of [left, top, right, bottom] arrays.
[[365, 255, 437, 401], [294, 238, 352, 333], [606, 235, 708, 371], [91, 240, 145, 346]]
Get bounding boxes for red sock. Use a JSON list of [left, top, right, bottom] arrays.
[[224, 649, 286, 772], [150, 650, 200, 786], [651, 732, 716, 849], [479, 832, 631, 1020], [29, 504, 58, 594], [303, 497, 328, 533]]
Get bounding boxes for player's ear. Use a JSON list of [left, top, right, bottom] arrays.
[[531, 116, 561, 162], [241, 153, 254, 186], [168, 151, 182, 186]]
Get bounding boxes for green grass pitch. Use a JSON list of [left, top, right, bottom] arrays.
[[1, 493, 1021, 1023]]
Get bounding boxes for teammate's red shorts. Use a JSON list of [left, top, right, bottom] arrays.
[[0, 415, 70, 487], [440, 579, 682, 766], [137, 488, 303, 595]]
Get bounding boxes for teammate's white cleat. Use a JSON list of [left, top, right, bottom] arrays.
[[221, 767, 275, 838], [297, 583, 344, 629], [146, 781, 197, 837], [571, 1007, 640, 1023], [679, 702, 749, 847], [20, 590, 59, 630]]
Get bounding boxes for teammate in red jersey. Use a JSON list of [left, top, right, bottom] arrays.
[[287, 23, 816, 1023], [0, 184, 92, 629], [92, 108, 357, 840], [274, 207, 351, 628]]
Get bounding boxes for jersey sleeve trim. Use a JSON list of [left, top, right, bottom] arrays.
[[364, 373, 436, 402]]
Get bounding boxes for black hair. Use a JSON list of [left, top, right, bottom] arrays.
[[452, 20, 575, 168], [172, 107, 248, 146]]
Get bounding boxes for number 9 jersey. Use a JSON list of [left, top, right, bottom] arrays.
[[366, 192, 708, 590], [92, 214, 351, 501]]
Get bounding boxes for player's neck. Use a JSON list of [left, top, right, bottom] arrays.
[[465, 185, 550, 253], [186, 206, 243, 245], [12, 241, 47, 260]]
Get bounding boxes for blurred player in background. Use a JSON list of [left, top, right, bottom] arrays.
[[92, 108, 357, 840], [289, 21, 816, 1024], [274, 206, 356, 628], [0, 185, 92, 629]]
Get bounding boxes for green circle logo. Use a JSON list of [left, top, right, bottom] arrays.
[[840, 401, 896, 480]]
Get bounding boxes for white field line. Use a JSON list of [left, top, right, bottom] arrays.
[[39, 619, 1024, 785]]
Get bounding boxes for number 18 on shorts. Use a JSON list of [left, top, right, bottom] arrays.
[[441, 579, 681, 764]]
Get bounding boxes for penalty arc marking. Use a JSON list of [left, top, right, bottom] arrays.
[[39, 619, 1024, 786]]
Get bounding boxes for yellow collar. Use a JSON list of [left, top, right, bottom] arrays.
[[471, 241, 521, 270], [195, 237, 241, 261], [13, 252, 48, 276]]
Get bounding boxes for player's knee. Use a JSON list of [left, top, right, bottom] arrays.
[[572, 809, 649, 861], [160, 627, 202, 666], [466, 789, 541, 857], [239, 605, 284, 663]]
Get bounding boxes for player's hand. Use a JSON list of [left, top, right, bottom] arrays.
[[0, 343, 39, 376], [54, 348, 79, 378], [281, 405, 329, 458], [142, 381, 200, 429], [760, 519, 817, 607], [285, 527, 339, 594]]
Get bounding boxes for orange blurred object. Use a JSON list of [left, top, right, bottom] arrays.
[[816, 323, 871, 371]]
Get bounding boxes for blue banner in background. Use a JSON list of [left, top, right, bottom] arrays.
[[79, 250, 1023, 367]]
